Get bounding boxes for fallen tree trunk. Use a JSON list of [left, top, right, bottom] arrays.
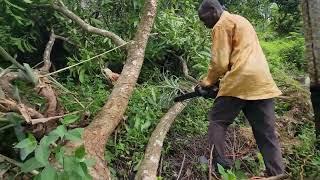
[[80, 0, 158, 179], [135, 102, 188, 180]]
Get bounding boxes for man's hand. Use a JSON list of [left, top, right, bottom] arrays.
[[194, 83, 218, 99]]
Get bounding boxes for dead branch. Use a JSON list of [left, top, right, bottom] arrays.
[[135, 102, 188, 180], [31, 111, 80, 125], [174, 55, 198, 83], [31, 115, 63, 125], [40, 30, 56, 72], [52, 0, 126, 48], [0, 98, 43, 119], [177, 154, 186, 180], [82, 0, 158, 179]]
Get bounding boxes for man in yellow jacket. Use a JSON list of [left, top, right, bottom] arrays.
[[197, 0, 284, 176]]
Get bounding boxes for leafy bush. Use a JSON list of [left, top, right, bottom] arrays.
[[260, 33, 305, 75], [12, 114, 94, 180]]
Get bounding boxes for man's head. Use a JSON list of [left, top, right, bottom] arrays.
[[198, 0, 224, 28]]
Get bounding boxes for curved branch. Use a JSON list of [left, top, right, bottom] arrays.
[[179, 56, 198, 83], [52, 0, 127, 48], [135, 102, 188, 179], [40, 30, 56, 72]]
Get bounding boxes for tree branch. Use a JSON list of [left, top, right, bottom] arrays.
[[52, 0, 127, 48], [135, 102, 188, 179], [40, 30, 56, 72], [0, 98, 44, 120], [55, 34, 78, 47], [31, 111, 79, 125]]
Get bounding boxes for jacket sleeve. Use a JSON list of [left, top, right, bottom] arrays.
[[201, 26, 232, 87]]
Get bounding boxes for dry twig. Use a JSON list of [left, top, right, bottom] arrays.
[[177, 154, 186, 180]]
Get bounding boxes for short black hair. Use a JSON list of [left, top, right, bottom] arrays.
[[198, 0, 223, 15]]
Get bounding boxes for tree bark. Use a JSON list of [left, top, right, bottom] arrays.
[[135, 102, 188, 180], [302, 0, 320, 144], [82, 0, 158, 179]]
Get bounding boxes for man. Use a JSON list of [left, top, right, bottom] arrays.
[[197, 0, 285, 177]]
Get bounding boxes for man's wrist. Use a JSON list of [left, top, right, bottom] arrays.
[[200, 78, 213, 87]]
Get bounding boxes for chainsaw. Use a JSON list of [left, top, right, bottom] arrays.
[[174, 82, 219, 102]]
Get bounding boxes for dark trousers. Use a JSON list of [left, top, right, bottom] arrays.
[[311, 86, 320, 143], [208, 96, 284, 176]]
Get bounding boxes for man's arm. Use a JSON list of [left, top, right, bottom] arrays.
[[201, 26, 232, 87]]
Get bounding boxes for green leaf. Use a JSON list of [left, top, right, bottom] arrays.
[[55, 146, 64, 165], [44, 134, 59, 146], [6, 112, 23, 125], [217, 164, 228, 180], [61, 114, 80, 125], [141, 120, 151, 131], [63, 156, 78, 173], [49, 125, 67, 139], [57, 171, 69, 180], [14, 123, 26, 141], [227, 170, 237, 180], [35, 143, 50, 166], [65, 128, 83, 142], [5, 0, 26, 11], [40, 165, 57, 180], [13, 38, 24, 53], [23, 63, 38, 85], [257, 152, 266, 170], [75, 145, 85, 159], [79, 69, 86, 83], [23, 0, 32, 3], [83, 158, 96, 167], [90, 18, 104, 26], [15, 134, 37, 160], [79, 162, 92, 179], [21, 157, 44, 173], [12, 86, 21, 102]]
